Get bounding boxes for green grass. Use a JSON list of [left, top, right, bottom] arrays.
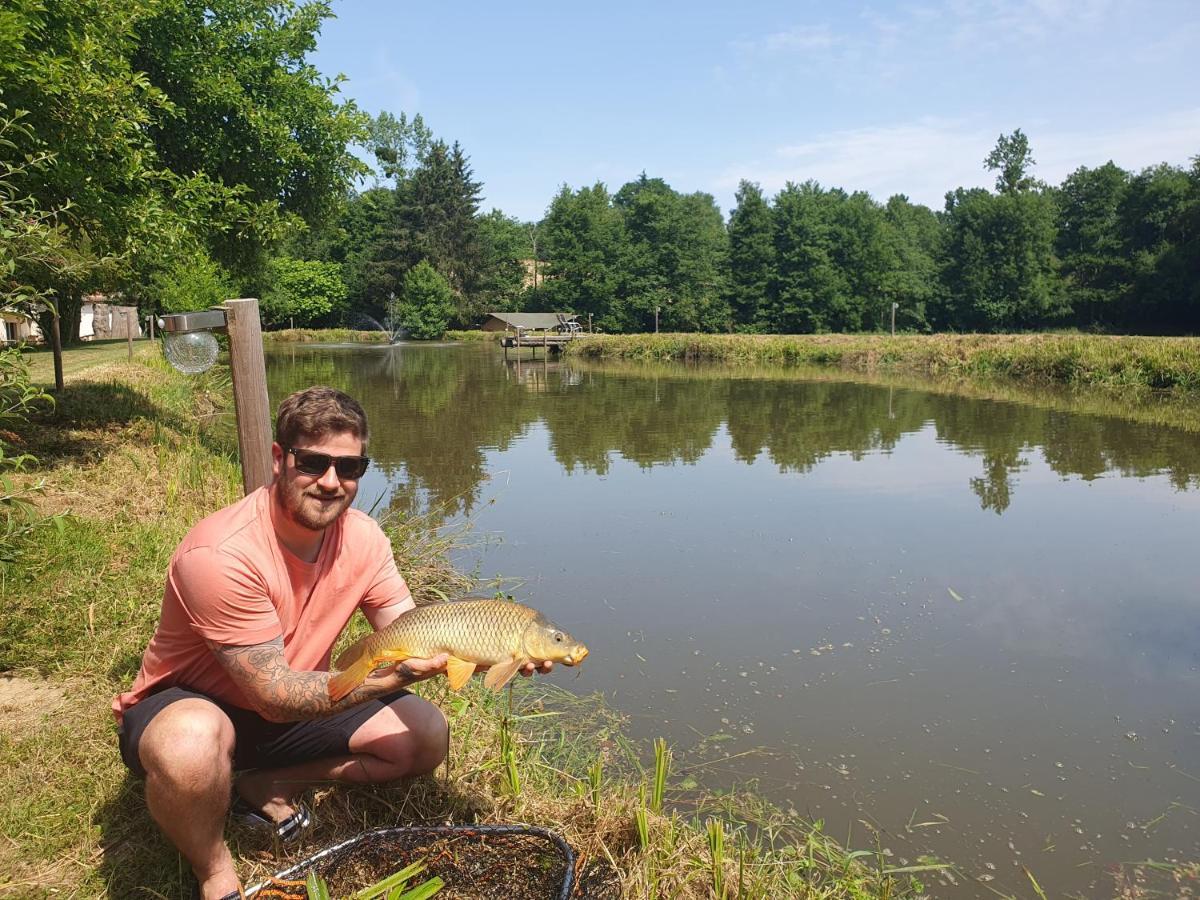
[[18, 338, 154, 387], [567, 332, 1200, 393], [263, 328, 393, 343]]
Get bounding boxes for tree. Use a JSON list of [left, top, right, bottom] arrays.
[[985, 128, 1039, 194], [0, 0, 367, 350], [475, 210, 532, 313], [261, 258, 348, 326], [1056, 162, 1131, 327], [1116, 162, 1199, 332], [366, 111, 432, 184], [612, 175, 728, 332], [939, 131, 1063, 331], [539, 183, 628, 330], [880, 195, 944, 332], [396, 260, 454, 339], [940, 186, 1063, 330], [727, 180, 774, 331]]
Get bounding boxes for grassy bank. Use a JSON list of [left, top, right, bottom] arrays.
[[261, 329, 499, 344], [567, 333, 1200, 393], [0, 349, 932, 897], [263, 328, 393, 343]]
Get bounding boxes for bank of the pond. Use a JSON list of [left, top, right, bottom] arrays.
[[262, 328, 498, 344], [0, 348, 932, 898], [567, 333, 1200, 393]]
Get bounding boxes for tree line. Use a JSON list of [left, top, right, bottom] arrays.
[[531, 131, 1199, 335], [2, 1, 1197, 343]]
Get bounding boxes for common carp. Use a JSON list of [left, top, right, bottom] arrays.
[[328, 599, 589, 701]]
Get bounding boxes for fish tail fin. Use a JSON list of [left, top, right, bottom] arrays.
[[328, 653, 375, 702]]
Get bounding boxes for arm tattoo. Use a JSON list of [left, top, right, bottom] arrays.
[[207, 637, 400, 722]]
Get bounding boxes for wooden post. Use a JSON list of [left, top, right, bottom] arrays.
[[891, 302, 897, 336], [50, 311, 64, 391], [224, 298, 273, 495], [148, 314, 155, 340], [126, 310, 134, 360]]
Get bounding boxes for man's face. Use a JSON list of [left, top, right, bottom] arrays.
[[272, 430, 365, 532]]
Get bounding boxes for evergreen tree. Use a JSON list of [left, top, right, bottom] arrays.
[[727, 180, 775, 331]]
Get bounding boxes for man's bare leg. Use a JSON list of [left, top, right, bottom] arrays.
[[236, 694, 448, 822], [138, 698, 240, 900]]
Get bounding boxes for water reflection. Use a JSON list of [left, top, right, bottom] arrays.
[[267, 343, 1200, 518]]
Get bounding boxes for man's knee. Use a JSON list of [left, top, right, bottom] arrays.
[[351, 695, 449, 777], [139, 699, 235, 786]]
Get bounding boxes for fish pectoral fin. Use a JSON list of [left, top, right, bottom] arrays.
[[444, 656, 477, 691], [482, 658, 522, 691]]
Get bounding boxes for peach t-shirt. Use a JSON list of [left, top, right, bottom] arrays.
[[112, 487, 410, 722]]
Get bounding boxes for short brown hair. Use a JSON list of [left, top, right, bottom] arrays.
[[275, 386, 369, 450]]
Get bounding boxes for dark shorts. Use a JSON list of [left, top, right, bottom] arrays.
[[117, 685, 412, 777]]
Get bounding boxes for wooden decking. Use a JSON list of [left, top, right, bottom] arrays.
[[500, 330, 578, 355]]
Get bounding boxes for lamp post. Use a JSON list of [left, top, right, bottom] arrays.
[[158, 298, 272, 495], [891, 302, 898, 336]]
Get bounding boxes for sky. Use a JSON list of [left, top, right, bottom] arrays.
[[311, 0, 1200, 222]]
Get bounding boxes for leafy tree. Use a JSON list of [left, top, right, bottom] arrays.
[[880, 195, 944, 332], [727, 180, 774, 331], [261, 257, 348, 326], [612, 175, 728, 332], [131, 0, 369, 281], [940, 132, 1063, 330], [985, 128, 1039, 194], [153, 248, 234, 313], [396, 260, 453, 339], [1116, 162, 1200, 332], [367, 110, 432, 184], [940, 186, 1063, 330], [475, 210, 532, 314], [1056, 162, 1131, 327], [539, 183, 628, 330]]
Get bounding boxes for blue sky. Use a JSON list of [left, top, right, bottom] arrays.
[[312, 0, 1200, 222]]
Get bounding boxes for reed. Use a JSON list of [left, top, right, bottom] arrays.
[[706, 817, 727, 899], [567, 332, 1200, 394]]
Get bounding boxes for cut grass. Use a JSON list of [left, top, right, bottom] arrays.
[[18, 338, 156, 387]]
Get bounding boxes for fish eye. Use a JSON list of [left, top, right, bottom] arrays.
[[554, 632, 564, 642]]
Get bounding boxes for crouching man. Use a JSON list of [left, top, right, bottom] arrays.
[[113, 387, 520, 899]]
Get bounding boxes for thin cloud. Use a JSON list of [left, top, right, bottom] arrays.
[[715, 109, 1200, 209], [732, 24, 839, 57]]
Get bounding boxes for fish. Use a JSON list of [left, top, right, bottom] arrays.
[[328, 598, 589, 701]]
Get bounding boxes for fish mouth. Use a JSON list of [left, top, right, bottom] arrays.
[[564, 646, 589, 666]]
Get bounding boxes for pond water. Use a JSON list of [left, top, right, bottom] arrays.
[[265, 341, 1200, 896]]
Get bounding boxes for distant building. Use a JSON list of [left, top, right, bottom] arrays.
[[1, 310, 41, 345], [81, 295, 141, 341]]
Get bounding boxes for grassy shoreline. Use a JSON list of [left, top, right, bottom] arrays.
[[566, 332, 1200, 393], [0, 349, 931, 897]]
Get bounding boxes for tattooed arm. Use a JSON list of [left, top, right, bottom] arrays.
[[207, 638, 447, 723]]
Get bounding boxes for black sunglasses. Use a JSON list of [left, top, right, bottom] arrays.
[[286, 447, 370, 480]]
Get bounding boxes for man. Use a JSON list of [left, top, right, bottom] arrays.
[[113, 386, 549, 900]]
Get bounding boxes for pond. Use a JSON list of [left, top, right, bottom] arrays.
[[265, 341, 1200, 896]]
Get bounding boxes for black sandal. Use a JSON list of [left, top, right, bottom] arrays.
[[230, 796, 313, 843]]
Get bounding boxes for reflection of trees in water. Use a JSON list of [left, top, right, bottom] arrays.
[[266, 347, 1200, 519]]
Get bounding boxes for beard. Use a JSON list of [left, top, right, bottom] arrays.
[[275, 469, 355, 532]]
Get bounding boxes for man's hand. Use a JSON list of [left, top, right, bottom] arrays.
[[371, 654, 449, 688], [519, 661, 553, 677]]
